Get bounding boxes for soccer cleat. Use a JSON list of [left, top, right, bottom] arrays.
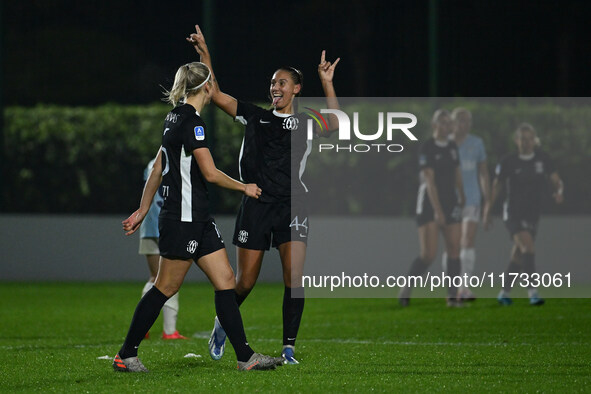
[[459, 289, 476, 302], [144, 332, 150, 339], [529, 296, 545, 306], [497, 294, 513, 306], [446, 297, 464, 308], [398, 286, 411, 307], [282, 346, 299, 365], [162, 330, 187, 340], [112, 354, 149, 373], [208, 316, 226, 360], [237, 353, 282, 371]]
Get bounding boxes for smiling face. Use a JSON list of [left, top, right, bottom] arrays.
[[270, 70, 301, 111]]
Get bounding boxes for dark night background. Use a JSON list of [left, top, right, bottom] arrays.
[[4, 0, 591, 106], [2, 0, 591, 215]]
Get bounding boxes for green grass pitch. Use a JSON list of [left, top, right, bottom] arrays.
[[0, 282, 589, 392]]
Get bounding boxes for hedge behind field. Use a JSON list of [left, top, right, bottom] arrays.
[[3, 99, 591, 214]]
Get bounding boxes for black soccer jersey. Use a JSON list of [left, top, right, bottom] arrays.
[[158, 104, 210, 222], [235, 101, 311, 203], [416, 137, 460, 210], [495, 150, 556, 221]]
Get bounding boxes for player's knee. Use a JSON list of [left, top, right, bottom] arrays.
[[420, 252, 436, 265], [210, 267, 235, 291], [461, 236, 475, 249], [156, 283, 180, 298], [517, 242, 534, 255], [446, 245, 461, 259], [236, 276, 257, 293]]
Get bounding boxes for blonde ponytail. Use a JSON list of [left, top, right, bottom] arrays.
[[163, 62, 211, 106]]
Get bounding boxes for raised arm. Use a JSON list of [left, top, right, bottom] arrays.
[[317, 50, 340, 136], [193, 147, 261, 198], [122, 148, 163, 235], [187, 24, 238, 118]]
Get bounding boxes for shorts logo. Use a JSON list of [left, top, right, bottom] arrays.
[[237, 230, 248, 244], [194, 126, 205, 141], [283, 117, 299, 131], [187, 240, 198, 254]]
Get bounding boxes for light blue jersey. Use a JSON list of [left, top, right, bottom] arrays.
[[456, 134, 486, 207], [139, 158, 164, 239]]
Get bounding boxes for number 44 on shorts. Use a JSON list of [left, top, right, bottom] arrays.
[[290, 216, 308, 237]]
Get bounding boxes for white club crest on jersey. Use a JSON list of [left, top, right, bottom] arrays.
[[187, 240, 198, 254], [237, 230, 248, 244], [283, 117, 299, 131]]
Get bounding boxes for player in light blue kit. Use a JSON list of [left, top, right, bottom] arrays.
[[442, 108, 490, 301]]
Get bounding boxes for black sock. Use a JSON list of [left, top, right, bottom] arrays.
[[215, 289, 254, 362], [235, 290, 248, 307], [119, 286, 169, 359], [446, 257, 461, 298], [504, 260, 522, 292], [522, 253, 536, 289], [408, 257, 428, 277], [283, 286, 305, 347]]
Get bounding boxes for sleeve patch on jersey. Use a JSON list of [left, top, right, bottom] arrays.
[[194, 126, 205, 141]]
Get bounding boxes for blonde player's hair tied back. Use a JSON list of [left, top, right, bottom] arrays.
[[163, 62, 211, 106]]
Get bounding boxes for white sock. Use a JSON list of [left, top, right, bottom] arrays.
[[528, 289, 539, 298], [141, 280, 154, 298], [162, 292, 179, 335], [498, 289, 510, 298], [460, 248, 476, 277], [441, 252, 447, 273]]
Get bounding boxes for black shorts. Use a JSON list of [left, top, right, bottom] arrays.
[[504, 217, 539, 239], [158, 217, 225, 261], [233, 195, 309, 250], [416, 201, 462, 227]]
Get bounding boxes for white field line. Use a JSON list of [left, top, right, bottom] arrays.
[[0, 333, 587, 351], [191, 331, 587, 347]]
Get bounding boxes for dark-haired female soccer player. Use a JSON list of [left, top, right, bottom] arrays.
[[188, 24, 340, 364], [484, 123, 563, 306], [398, 109, 466, 307], [113, 61, 282, 372]]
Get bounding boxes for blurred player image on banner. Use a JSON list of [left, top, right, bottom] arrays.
[[113, 61, 283, 372], [441, 108, 491, 301], [485, 123, 564, 306], [138, 157, 186, 340], [188, 24, 340, 364], [399, 109, 466, 307]]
